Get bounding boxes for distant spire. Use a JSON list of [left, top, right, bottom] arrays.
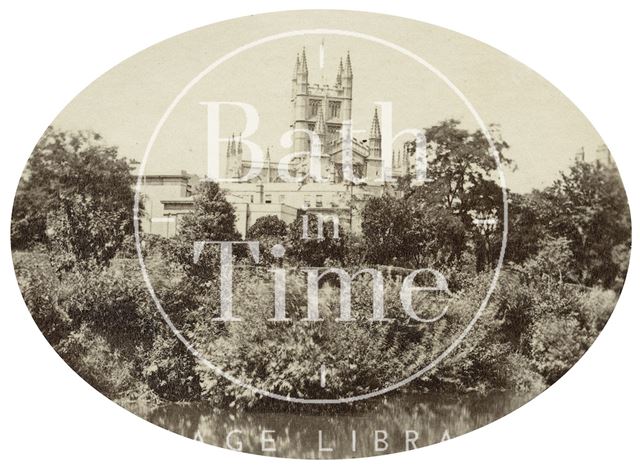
[[292, 53, 300, 80], [266, 147, 272, 181], [230, 133, 236, 155], [336, 57, 344, 86], [301, 47, 308, 74], [369, 107, 381, 140], [237, 133, 243, 156], [368, 107, 381, 160], [344, 51, 353, 77], [226, 138, 231, 158]]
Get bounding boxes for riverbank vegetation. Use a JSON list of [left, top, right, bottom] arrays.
[[11, 126, 630, 409]]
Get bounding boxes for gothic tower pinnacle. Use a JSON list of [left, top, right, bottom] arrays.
[[293, 48, 309, 157], [344, 51, 353, 78], [226, 133, 241, 178], [368, 107, 381, 159], [369, 107, 381, 140], [291, 53, 299, 97], [300, 47, 309, 77], [341, 51, 353, 122]]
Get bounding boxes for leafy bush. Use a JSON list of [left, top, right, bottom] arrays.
[[287, 213, 346, 266], [13, 252, 69, 346], [142, 330, 201, 401], [16, 253, 202, 402], [14, 246, 621, 406], [246, 215, 288, 265], [194, 267, 514, 407], [12, 128, 137, 266], [57, 324, 145, 399]]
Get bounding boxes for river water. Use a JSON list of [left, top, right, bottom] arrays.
[[124, 391, 532, 458]]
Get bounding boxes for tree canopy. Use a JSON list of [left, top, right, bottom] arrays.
[[12, 127, 137, 268], [362, 120, 509, 270], [511, 160, 630, 288], [179, 181, 240, 243], [287, 213, 346, 267], [246, 215, 289, 265]]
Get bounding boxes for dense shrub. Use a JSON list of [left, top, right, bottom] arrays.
[[12, 128, 137, 266], [15, 253, 201, 401], [57, 324, 145, 399], [13, 252, 70, 346], [142, 330, 201, 401], [287, 213, 346, 266], [194, 267, 528, 407], [14, 245, 620, 406], [246, 215, 288, 265]]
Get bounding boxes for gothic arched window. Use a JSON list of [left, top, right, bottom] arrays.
[[309, 99, 321, 118], [329, 101, 341, 119]]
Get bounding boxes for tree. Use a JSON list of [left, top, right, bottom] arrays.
[[246, 215, 288, 265], [422, 119, 510, 219], [461, 178, 505, 271], [11, 127, 137, 268], [516, 237, 576, 284], [537, 160, 630, 287], [503, 192, 549, 264], [172, 180, 240, 281], [361, 193, 412, 265], [47, 193, 136, 270], [405, 179, 467, 267], [399, 120, 511, 270], [287, 213, 346, 267], [361, 184, 465, 268], [178, 181, 240, 242]]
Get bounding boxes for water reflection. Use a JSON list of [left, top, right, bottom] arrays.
[[124, 392, 530, 458]]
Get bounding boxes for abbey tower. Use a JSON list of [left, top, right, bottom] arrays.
[[290, 48, 353, 161], [224, 47, 388, 183]]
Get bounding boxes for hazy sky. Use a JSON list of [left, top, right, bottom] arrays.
[[52, 10, 605, 192]]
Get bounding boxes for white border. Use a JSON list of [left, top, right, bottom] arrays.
[[2, 1, 638, 466]]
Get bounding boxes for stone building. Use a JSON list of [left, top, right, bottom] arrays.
[[138, 48, 416, 238]]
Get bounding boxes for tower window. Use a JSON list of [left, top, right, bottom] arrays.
[[315, 194, 323, 207], [309, 99, 321, 118], [265, 194, 272, 204], [329, 101, 341, 119]]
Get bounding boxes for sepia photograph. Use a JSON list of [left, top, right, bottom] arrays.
[[6, 7, 634, 461]]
